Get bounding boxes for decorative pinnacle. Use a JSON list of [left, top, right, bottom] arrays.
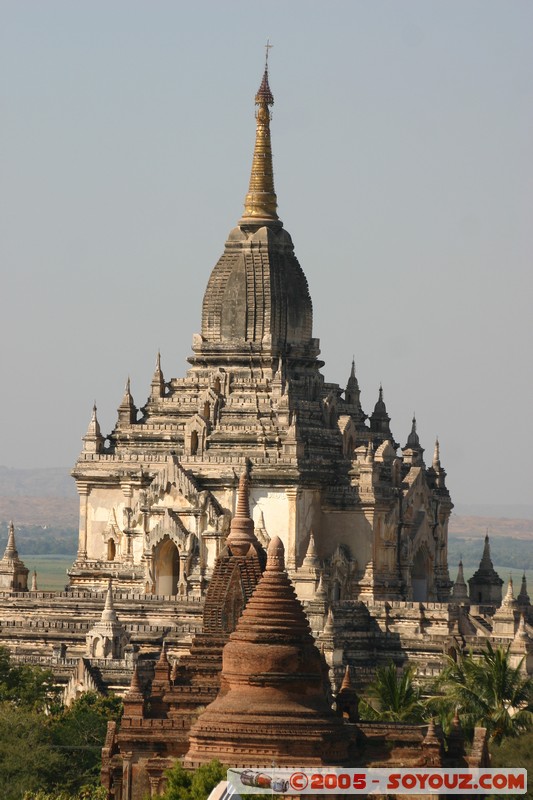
[[373, 384, 387, 416], [156, 641, 170, 667], [101, 578, 118, 622], [235, 469, 251, 518], [340, 664, 353, 691], [266, 535, 285, 572], [433, 437, 441, 468], [225, 468, 258, 555], [85, 403, 102, 439], [479, 534, 494, 570], [406, 414, 421, 449], [4, 521, 17, 559], [127, 665, 143, 697], [347, 358, 358, 386], [504, 575, 515, 603], [240, 48, 278, 223]]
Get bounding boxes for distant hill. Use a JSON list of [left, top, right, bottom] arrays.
[[0, 466, 76, 498], [0, 467, 78, 554], [0, 496, 78, 527], [449, 513, 533, 574], [449, 514, 533, 541]]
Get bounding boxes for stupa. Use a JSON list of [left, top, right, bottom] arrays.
[[184, 537, 351, 767], [0, 521, 28, 591]]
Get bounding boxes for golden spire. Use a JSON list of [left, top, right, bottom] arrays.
[[240, 42, 279, 224]]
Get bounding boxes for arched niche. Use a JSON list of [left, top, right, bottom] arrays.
[[107, 539, 116, 561], [154, 537, 180, 595], [411, 547, 429, 601], [190, 430, 199, 456]]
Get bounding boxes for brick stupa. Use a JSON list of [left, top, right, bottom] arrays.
[[184, 536, 351, 767]]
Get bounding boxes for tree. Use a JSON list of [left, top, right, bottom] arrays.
[[0, 703, 63, 800], [161, 760, 227, 800], [50, 692, 123, 794], [431, 642, 533, 743], [489, 730, 533, 800], [23, 788, 108, 800], [359, 662, 425, 723], [0, 649, 121, 798], [0, 646, 60, 712]]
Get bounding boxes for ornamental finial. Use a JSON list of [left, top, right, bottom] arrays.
[[240, 46, 278, 224]]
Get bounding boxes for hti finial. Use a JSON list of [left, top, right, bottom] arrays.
[[241, 45, 278, 222], [265, 39, 273, 70]]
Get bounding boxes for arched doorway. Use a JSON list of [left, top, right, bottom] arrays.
[[411, 547, 428, 601], [154, 538, 180, 595]]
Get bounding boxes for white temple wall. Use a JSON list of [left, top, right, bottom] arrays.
[[85, 486, 125, 560], [249, 487, 290, 553]]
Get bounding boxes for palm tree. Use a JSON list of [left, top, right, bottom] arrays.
[[432, 642, 533, 743], [359, 662, 425, 723]]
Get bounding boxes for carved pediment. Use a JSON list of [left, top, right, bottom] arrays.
[[133, 455, 223, 525]]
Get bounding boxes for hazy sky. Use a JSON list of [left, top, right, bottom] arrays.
[[1, 1, 532, 507]]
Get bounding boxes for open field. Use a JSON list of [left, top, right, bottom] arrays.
[[21, 554, 73, 591]]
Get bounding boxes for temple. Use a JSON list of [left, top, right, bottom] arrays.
[[0, 57, 531, 797], [69, 58, 453, 611]]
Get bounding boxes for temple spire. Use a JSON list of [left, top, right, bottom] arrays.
[[345, 358, 361, 406], [240, 47, 278, 224], [518, 572, 530, 607], [480, 534, 494, 570], [433, 438, 441, 469], [101, 579, 118, 622], [150, 350, 165, 399], [117, 377, 137, 426], [407, 415, 419, 446], [4, 521, 18, 560], [225, 468, 260, 556], [451, 560, 469, 604], [83, 403, 104, 454]]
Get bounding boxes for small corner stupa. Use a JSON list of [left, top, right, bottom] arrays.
[[0, 521, 29, 591], [86, 579, 130, 658], [468, 534, 504, 606]]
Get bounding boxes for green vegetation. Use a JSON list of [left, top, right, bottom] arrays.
[[428, 642, 533, 742], [359, 662, 426, 723], [0, 647, 122, 800], [22, 787, 108, 800], [0, 646, 60, 712], [22, 788, 108, 800], [489, 730, 533, 800], [160, 759, 227, 800]]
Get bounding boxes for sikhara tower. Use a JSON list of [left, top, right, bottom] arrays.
[[70, 58, 452, 607]]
